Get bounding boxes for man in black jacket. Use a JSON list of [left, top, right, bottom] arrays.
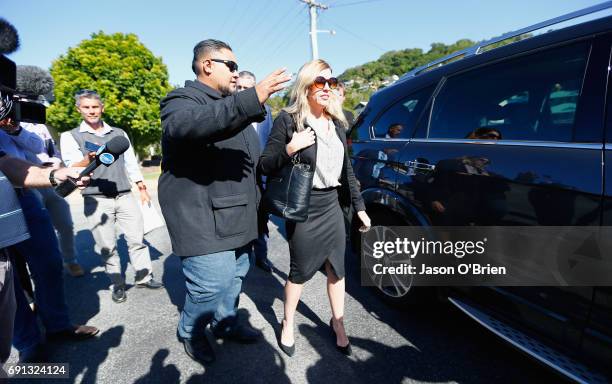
[[159, 39, 289, 365]]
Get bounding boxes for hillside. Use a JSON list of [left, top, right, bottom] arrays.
[[338, 39, 476, 112]]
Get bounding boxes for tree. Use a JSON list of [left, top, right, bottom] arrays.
[[48, 32, 173, 156]]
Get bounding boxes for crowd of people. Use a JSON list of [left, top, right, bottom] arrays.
[[0, 37, 371, 373]]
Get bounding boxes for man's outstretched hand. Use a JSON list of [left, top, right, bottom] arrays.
[[255, 68, 292, 104]]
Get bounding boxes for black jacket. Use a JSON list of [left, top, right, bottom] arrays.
[[258, 110, 365, 212], [159, 80, 266, 256]]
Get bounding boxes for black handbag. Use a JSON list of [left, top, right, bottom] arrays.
[[263, 152, 314, 222]]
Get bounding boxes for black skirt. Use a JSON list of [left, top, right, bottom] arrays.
[[286, 188, 346, 284]]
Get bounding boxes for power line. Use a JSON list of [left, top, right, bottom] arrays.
[[220, 0, 240, 35], [330, 0, 386, 8], [257, 1, 303, 45], [252, 6, 309, 70], [250, 2, 307, 69], [327, 20, 388, 52], [253, 4, 308, 57], [233, 0, 278, 52], [273, 16, 310, 59], [226, 1, 257, 42]]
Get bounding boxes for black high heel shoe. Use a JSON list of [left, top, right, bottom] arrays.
[[278, 320, 295, 357], [329, 319, 352, 356]]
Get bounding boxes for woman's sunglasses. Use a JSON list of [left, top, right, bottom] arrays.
[[312, 76, 338, 89]]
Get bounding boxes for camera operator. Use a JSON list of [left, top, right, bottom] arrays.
[[0, 150, 92, 372], [0, 106, 99, 364], [0, 18, 99, 365]]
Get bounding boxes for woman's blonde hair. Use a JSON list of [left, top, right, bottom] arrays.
[[283, 59, 348, 132]]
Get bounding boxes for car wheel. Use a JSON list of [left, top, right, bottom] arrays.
[[351, 206, 435, 307]]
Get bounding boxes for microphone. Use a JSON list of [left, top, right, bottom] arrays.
[[0, 19, 19, 92], [16, 66, 54, 98], [0, 18, 20, 55], [55, 136, 131, 197]]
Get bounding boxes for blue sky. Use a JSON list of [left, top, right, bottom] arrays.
[[2, 0, 603, 86]]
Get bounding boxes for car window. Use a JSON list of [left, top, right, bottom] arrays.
[[372, 85, 435, 139], [427, 42, 589, 142]]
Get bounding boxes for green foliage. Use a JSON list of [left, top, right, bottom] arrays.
[[48, 32, 173, 155], [266, 83, 294, 118], [340, 39, 475, 83], [339, 39, 476, 114], [267, 95, 288, 119]]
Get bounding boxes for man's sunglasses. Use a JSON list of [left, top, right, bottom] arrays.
[[312, 76, 338, 89], [210, 59, 239, 73]]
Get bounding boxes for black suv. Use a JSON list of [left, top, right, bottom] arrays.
[[349, 4, 612, 383]]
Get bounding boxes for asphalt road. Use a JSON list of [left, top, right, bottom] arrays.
[[6, 181, 563, 384]]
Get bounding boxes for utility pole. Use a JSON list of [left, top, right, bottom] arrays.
[[300, 0, 334, 60]]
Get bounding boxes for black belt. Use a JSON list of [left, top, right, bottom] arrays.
[[312, 186, 339, 192]]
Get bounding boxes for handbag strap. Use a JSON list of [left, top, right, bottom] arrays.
[[286, 113, 302, 165]]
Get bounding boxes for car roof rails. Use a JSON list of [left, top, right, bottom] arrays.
[[400, 1, 612, 80]]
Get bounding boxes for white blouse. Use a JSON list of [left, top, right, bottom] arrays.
[[307, 117, 344, 189]]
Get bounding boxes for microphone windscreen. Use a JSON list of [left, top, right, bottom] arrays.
[[105, 136, 130, 155], [0, 19, 19, 55], [16, 66, 54, 96]]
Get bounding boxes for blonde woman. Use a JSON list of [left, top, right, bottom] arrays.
[[259, 59, 371, 357]]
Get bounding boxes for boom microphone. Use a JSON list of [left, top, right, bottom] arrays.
[[16, 66, 54, 97], [55, 136, 131, 197], [0, 18, 20, 55]]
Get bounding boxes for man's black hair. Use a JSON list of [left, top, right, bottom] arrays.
[[192, 39, 232, 75]]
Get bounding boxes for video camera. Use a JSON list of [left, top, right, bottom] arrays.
[[0, 19, 46, 124]]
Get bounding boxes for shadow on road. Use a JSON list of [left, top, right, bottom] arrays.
[[162, 253, 185, 312], [133, 349, 180, 384], [184, 310, 291, 384], [35, 326, 124, 384]]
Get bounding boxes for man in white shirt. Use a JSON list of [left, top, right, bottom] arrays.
[[60, 90, 163, 303]]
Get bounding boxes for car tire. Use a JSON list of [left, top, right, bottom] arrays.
[[351, 205, 435, 308]]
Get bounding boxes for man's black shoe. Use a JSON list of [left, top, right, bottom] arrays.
[[135, 278, 164, 289], [213, 323, 262, 344], [255, 258, 273, 273], [181, 337, 215, 365], [112, 285, 127, 303]]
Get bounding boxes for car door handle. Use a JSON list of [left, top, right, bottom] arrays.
[[405, 160, 435, 171]]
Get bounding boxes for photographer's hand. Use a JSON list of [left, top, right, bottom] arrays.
[[53, 167, 91, 189], [0, 117, 21, 135]]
